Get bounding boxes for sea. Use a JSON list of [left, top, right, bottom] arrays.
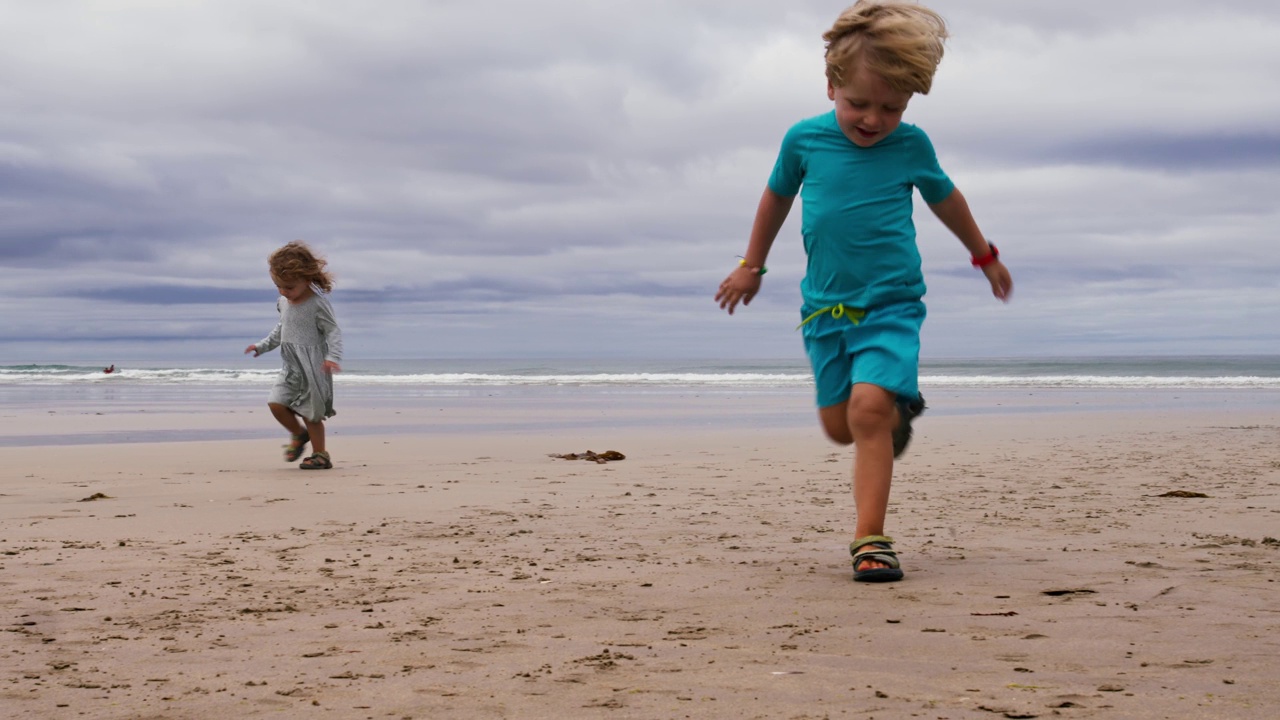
[[4, 355, 1280, 392], [2, 356, 1277, 445], [3, 354, 1279, 405]]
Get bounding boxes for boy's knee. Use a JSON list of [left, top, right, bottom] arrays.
[[846, 390, 895, 436], [818, 404, 854, 445], [822, 424, 853, 446]]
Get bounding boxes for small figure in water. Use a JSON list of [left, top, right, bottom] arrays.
[[103, 365, 115, 374]]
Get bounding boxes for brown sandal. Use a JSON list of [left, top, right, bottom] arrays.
[[283, 431, 309, 462], [850, 535, 904, 583], [892, 393, 926, 458], [299, 451, 331, 470]]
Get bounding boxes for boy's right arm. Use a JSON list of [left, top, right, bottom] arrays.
[[928, 188, 1012, 301], [716, 187, 794, 315]]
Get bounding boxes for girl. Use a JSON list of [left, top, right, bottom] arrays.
[[245, 241, 344, 470]]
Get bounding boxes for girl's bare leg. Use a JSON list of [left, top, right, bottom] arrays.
[[269, 403, 305, 435], [303, 418, 326, 455]]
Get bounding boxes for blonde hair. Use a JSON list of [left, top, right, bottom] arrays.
[[823, 1, 948, 94], [269, 241, 335, 293]]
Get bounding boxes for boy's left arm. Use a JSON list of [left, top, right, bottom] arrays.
[[928, 188, 1012, 301]]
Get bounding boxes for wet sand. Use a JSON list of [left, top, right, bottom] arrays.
[[2, 397, 1279, 719]]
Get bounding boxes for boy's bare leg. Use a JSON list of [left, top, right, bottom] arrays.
[[819, 384, 899, 571], [847, 383, 896, 541]]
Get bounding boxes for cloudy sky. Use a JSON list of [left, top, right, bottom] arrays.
[[2, 0, 1277, 364]]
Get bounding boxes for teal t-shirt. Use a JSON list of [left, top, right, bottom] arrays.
[[768, 111, 954, 309]]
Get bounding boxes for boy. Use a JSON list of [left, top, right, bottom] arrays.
[[715, 1, 1012, 582]]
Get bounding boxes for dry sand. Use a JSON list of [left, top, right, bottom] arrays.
[[2, 400, 1279, 719]]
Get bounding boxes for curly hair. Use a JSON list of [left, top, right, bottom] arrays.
[[269, 241, 335, 293], [823, 1, 948, 94]]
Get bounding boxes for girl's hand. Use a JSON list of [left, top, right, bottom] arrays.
[[982, 261, 1013, 302], [323, 360, 341, 374], [715, 266, 763, 315], [245, 345, 259, 356]]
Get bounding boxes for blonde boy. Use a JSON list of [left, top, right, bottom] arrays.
[[716, 1, 1013, 582]]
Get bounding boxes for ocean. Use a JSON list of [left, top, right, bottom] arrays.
[[4, 355, 1279, 392], [2, 356, 1277, 446]]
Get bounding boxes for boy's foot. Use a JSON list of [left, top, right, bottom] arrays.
[[850, 535, 904, 583], [284, 431, 310, 462], [299, 451, 332, 470], [892, 393, 926, 458]]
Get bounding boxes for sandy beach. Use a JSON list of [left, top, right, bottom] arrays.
[[2, 394, 1279, 719]]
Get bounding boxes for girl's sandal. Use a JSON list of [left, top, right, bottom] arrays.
[[850, 535, 904, 583], [283, 431, 310, 462], [299, 451, 332, 470]]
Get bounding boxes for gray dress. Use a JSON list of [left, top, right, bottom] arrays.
[[255, 290, 343, 422]]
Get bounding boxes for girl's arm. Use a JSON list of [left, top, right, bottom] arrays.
[[316, 295, 343, 373], [928, 188, 1013, 301], [250, 299, 286, 356], [716, 187, 795, 315]]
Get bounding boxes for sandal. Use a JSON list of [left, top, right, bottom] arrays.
[[892, 393, 926, 458], [850, 535, 904, 583], [299, 451, 332, 470], [284, 430, 310, 462]]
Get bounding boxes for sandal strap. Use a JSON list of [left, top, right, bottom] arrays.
[[850, 535, 895, 553], [300, 451, 332, 468], [852, 550, 901, 572]]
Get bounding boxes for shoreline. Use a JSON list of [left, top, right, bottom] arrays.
[[2, 384, 1276, 448]]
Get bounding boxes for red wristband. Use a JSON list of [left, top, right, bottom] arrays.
[[971, 243, 999, 268]]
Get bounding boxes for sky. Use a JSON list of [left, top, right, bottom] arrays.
[[2, 0, 1278, 364]]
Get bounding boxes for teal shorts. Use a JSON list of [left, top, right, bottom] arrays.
[[800, 299, 926, 408]]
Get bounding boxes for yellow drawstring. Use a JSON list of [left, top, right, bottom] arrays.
[[796, 303, 866, 330]]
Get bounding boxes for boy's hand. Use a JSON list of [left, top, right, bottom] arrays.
[[244, 345, 259, 357], [982, 261, 1013, 302], [715, 266, 763, 315], [323, 360, 341, 374]]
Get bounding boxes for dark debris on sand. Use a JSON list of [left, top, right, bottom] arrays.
[[548, 450, 626, 464]]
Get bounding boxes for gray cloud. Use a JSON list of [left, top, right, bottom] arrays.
[[69, 286, 275, 305], [1046, 133, 1280, 170], [1, 0, 1278, 363]]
